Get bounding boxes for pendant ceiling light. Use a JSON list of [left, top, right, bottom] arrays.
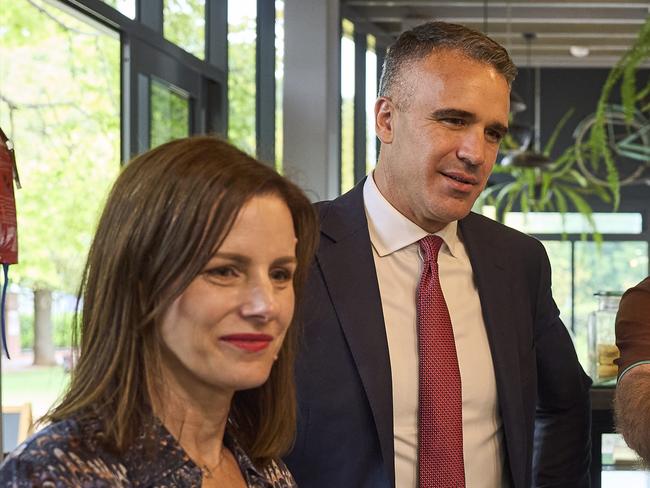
[[501, 32, 552, 168]]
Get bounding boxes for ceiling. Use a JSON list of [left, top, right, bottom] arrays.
[[341, 0, 650, 67]]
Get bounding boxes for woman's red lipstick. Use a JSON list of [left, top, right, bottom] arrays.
[[220, 333, 273, 352]]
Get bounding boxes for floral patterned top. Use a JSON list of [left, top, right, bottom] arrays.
[[0, 416, 297, 487]]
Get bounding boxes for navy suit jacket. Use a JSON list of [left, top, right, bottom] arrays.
[[285, 180, 591, 488]]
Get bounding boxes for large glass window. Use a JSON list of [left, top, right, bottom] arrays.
[[163, 0, 206, 59], [0, 0, 120, 440], [498, 211, 648, 370], [542, 239, 648, 367], [573, 240, 648, 360], [228, 0, 257, 155], [340, 19, 355, 194], [504, 212, 643, 235]]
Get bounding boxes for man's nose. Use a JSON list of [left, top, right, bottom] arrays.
[[456, 129, 486, 166]]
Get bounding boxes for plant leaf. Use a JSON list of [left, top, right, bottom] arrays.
[[562, 186, 600, 239], [543, 107, 574, 156], [590, 183, 613, 203], [554, 185, 569, 214], [503, 185, 523, 216], [476, 183, 504, 209], [568, 169, 588, 188]]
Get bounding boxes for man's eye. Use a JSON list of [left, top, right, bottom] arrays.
[[486, 129, 504, 143], [443, 118, 466, 127]]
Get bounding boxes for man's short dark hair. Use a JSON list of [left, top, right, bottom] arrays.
[[379, 21, 517, 104]]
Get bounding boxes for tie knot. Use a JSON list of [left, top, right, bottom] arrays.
[[419, 235, 444, 263]]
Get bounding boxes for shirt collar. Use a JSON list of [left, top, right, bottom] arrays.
[[363, 173, 462, 258], [122, 416, 273, 487], [122, 416, 196, 485], [224, 429, 276, 487]]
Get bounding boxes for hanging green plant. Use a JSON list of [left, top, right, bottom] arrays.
[[481, 15, 650, 237], [479, 108, 611, 240], [589, 15, 650, 209]]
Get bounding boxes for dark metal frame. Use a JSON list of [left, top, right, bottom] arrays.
[[353, 31, 367, 183], [63, 0, 230, 160], [256, 0, 276, 164], [206, 0, 229, 137], [137, 0, 163, 32], [340, 4, 393, 48], [343, 17, 389, 188]]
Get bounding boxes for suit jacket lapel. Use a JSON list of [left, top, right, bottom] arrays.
[[460, 214, 528, 487], [317, 180, 395, 486]]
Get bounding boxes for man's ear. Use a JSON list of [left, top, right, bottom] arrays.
[[375, 96, 395, 144]]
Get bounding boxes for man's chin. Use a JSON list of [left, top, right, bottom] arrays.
[[433, 204, 474, 223]]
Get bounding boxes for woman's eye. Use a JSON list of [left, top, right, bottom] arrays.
[[270, 268, 293, 283], [204, 266, 239, 281]]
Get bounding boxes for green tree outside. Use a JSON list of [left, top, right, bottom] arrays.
[[228, 11, 256, 156], [0, 0, 120, 365], [163, 0, 205, 60], [0, 0, 265, 369], [0, 0, 263, 420]]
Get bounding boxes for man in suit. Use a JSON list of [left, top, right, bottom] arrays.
[[285, 21, 591, 488]]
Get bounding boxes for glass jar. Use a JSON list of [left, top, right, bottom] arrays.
[[587, 291, 623, 384]]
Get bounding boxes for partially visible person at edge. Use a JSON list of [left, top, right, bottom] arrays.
[[0, 136, 319, 487], [284, 21, 591, 488], [614, 276, 650, 464]]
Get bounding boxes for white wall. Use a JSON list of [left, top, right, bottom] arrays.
[[283, 0, 340, 201]]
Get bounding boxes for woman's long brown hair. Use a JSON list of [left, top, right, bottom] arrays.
[[43, 136, 318, 466]]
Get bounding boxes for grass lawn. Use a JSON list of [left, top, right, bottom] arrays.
[[2, 366, 70, 421]]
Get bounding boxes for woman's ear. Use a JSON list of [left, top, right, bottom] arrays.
[[375, 96, 395, 144]]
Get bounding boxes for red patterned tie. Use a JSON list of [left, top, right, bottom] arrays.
[[417, 235, 465, 487]]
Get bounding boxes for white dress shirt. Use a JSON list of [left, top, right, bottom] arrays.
[[363, 174, 507, 488]]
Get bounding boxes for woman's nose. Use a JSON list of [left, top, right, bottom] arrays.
[[240, 279, 277, 323]]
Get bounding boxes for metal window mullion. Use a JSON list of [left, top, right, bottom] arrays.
[[137, 0, 163, 33], [206, 0, 227, 72], [137, 72, 150, 154], [256, 0, 275, 164], [353, 30, 367, 184], [205, 0, 228, 135], [122, 38, 135, 161]]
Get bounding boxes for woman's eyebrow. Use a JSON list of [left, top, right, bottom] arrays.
[[210, 252, 250, 265]]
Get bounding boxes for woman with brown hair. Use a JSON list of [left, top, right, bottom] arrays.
[[0, 136, 319, 487]]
